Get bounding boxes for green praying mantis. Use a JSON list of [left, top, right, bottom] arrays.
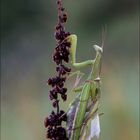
[[65, 34, 104, 140]]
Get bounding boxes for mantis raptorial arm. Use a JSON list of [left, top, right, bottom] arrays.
[[67, 35, 94, 69]]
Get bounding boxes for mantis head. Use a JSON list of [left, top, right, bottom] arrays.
[[93, 45, 103, 54]]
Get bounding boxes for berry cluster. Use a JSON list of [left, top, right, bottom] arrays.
[[44, 0, 71, 139]]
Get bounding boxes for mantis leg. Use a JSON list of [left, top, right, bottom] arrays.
[[73, 86, 83, 92], [68, 70, 85, 79], [67, 34, 94, 69], [68, 70, 85, 90]]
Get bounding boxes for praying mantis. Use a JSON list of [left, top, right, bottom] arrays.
[[65, 34, 104, 140]]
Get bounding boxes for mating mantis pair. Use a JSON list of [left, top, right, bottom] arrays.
[[64, 34, 104, 140]]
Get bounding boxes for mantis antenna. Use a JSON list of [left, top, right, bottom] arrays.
[[98, 26, 107, 77]]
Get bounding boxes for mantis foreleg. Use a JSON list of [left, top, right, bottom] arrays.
[[67, 35, 94, 69]]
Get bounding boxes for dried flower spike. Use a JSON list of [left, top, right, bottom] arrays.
[[44, 0, 71, 139]]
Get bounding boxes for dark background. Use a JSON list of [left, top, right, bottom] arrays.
[[1, 0, 139, 140]]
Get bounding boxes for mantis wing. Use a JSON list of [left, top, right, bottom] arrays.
[[89, 113, 100, 139], [79, 100, 100, 140], [67, 93, 80, 138]]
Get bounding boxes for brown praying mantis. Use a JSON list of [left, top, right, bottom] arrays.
[[65, 34, 104, 140]]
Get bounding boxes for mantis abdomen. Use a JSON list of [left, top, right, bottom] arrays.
[[71, 83, 91, 140]]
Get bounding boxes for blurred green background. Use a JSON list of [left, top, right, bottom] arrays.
[[1, 0, 139, 140]]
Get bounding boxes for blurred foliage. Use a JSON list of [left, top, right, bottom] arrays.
[[1, 0, 139, 140]]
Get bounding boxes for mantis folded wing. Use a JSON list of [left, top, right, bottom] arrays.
[[66, 34, 103, 140]]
